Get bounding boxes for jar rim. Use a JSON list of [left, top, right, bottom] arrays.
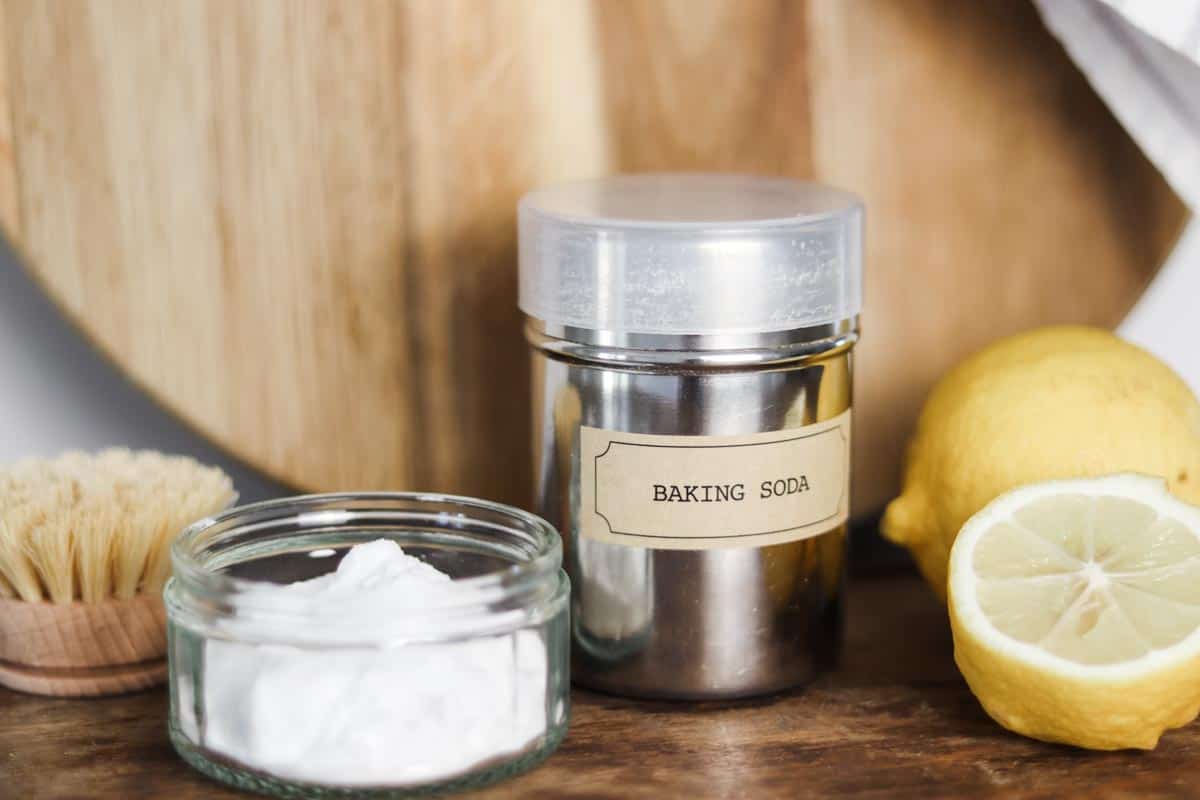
[[168, 492, 565, 635]]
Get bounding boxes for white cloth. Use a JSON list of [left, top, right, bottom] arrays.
[[1036, 0, 1200, 209], [1035, 0, 1200, 392]]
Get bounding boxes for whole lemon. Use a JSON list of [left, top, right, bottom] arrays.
[[882, 325, 1200, 600]]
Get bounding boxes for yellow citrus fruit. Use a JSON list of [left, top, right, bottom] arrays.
[[883, 326, 1200, 600], [949, 474, 1200, 749]]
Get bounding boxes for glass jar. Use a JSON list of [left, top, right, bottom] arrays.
[[520, 174, 862, 699], [164, 493, 571, 798]]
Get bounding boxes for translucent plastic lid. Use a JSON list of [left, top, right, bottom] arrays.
[[518, 174, 863, 337]]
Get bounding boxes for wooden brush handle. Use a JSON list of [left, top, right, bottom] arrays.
[[0, 593, 167, 697], [0, 658, 165, 697]]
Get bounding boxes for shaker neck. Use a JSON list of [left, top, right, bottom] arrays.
[[523, 317, 858, 369]]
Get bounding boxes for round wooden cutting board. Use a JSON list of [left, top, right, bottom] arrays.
[[0, 0, 1185, 516]]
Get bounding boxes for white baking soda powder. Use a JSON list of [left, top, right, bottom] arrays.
[[198, 540, 549, 786]]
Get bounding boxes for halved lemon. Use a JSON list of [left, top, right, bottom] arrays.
[[948, 474, 1200, 749]]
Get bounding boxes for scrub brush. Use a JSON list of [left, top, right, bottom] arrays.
[[0, 449, 235, 696]]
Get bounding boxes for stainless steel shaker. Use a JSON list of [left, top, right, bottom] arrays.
[[520, 174, 863, 699]]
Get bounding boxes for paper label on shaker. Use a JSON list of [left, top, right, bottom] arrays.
[[579, 410, 851, 549]]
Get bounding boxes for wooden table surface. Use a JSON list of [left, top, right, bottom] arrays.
[[4, 575, 1200, 799]]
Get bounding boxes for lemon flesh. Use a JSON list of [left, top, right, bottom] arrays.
[[949, 474, 1200, 750], [884, 326, 1200, 601]]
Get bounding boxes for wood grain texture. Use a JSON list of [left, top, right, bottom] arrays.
[[0, 1, 1185, 512], [0, 593, 166, 697], [0, 658, 164, 698], [0, 0, 18, 234], [4, 575, 1200, 798]]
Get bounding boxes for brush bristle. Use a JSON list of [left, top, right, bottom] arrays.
[[0, 450, 236, 604]]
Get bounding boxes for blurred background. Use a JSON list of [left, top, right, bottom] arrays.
[[0, 0, 1195, 542]]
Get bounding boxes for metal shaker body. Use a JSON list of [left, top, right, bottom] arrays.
[[518, 174, 863, 700], [529, 323, 855, 699]]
